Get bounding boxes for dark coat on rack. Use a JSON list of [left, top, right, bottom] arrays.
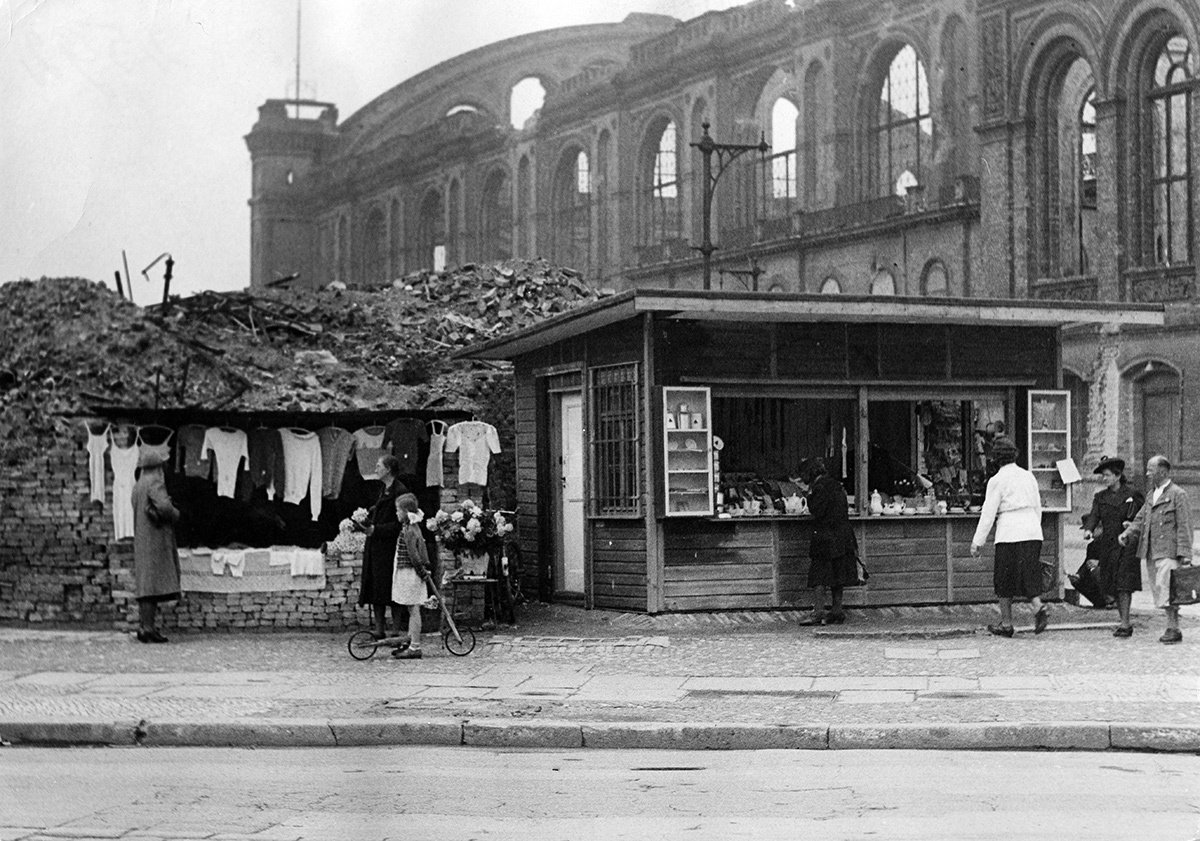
[[358, 480, 406, 605], [807, 475, 860, 588]]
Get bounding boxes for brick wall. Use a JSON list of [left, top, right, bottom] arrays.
[[0, 428, 500, 631]]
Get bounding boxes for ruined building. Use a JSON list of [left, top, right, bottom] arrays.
[[246, 0, 1200, 497]]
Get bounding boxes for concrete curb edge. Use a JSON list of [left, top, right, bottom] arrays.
[[2, 718, 1199, 753]]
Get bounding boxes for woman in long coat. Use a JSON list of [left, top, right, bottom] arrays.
[[132, 450, 180, 643], [357, 455, 408, 638], [1082, 456, 1144, 636], [798, 457, 860, 625]]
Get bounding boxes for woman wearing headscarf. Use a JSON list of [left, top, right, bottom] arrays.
[[970, 436, 1051, 637], [797, 457, 860, 625], [1082, 456, 1144, 636], [357, 455, 409, 639], [131, 450, 181, 643]]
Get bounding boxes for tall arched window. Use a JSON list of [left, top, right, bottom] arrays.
[[553, 149, 591, 271], [875, 44, 933, 196], [641, 119, 681, 246], [803, 62, 826, 208], [337, 215, 349, 284], [479, 168, 512, 261], [446, 180, 461, 267], [362, 207, 387, 285], [516, 155, 531, 258], [762, 98, 798, 219], [1145, 35, 1193, 266], [415, 190, 444, 272], [389, 198, 402, 279], [596, 131, 611, 277]]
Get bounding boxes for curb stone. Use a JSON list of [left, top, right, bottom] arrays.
[[462, 719, 583, 748], [828, 721, 1110, 751], [329, 718, 463, 746], [582, 721, 828, 750], [0, 717, 140, 746], [139, 718, 337, 747], [1110, 723, 1200, 752]]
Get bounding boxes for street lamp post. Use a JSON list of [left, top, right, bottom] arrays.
[[690, 121, 769, 290]]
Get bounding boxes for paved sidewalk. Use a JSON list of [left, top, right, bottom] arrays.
[[0, 602, 1197, 752]]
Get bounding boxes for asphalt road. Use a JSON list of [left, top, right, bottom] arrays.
[[2, 747, 1197, 841]]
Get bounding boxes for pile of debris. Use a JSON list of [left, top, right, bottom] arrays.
[[0, 259, 612, 465]]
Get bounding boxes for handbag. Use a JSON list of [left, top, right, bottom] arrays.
[[1069, 559, 1106, 608], [1168, 564, 1200, 606], [854, 556, 870, 586]]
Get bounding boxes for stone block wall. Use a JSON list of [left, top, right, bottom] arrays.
[[0, 427, 505, 632]]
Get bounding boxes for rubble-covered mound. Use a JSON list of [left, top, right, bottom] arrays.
[[0, 260, 611, 466]]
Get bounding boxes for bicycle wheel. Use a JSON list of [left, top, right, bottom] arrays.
[[347, 630, 380, 661], [442, 627, 476, 656]]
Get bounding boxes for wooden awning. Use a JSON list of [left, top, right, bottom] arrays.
[[458, 289, 1163, 360]]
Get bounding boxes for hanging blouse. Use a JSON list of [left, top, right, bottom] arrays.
[[109, 430, 139, 540], [444, 421, 501, 486], [426, 420, 448, 488], [84, 421, 111, 503], [202, 427, 249, 499], [352, 426, 387, 479]]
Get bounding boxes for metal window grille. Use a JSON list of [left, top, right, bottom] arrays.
[[589, 363, 642, 517]]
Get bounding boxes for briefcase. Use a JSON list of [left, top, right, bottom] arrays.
[[1169, 564, 1200, 606], [1069, 559, 1107, 608]]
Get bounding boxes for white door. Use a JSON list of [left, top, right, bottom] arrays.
[[558, 392, 586, 593]]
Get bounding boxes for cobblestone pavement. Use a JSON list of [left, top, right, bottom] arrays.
[[0, 601, 1197, 734]]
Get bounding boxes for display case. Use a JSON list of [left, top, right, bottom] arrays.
[[663, 386, 714, 516], [1027, 389, 1071, 512]]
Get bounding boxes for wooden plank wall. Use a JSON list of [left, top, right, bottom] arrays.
[[859, 518, 956, 604], [662, 521, 776, 611], [947, 514, 1060, 603], [591, 520, 648, 611], [512, 365, 542, 600]]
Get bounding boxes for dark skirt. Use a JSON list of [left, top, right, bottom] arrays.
[[358, 537, 398, 606], [808, 552, 861, 588], [993, 540, 1053, 599], [1092, 536, 1142, 594]]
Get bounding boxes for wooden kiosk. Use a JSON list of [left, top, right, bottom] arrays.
[[462, 290, 1163, 614]]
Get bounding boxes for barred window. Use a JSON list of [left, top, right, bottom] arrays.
[[589, 363, 642, 517]]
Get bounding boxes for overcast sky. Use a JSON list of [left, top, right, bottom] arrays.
[[0, 0, 744, 299]]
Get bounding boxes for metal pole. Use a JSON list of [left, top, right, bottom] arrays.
[[701, 137, 713, 290]]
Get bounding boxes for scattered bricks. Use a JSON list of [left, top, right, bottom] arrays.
[[463, 719, 583, 749]]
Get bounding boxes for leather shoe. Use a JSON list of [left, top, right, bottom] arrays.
[[824, 611, 847, 625], [391, 647, 422, 659], [135, 630, 153, 644], [797, 614, 826, 627], [148, 630, 169, 643], [1112, 625, 1133, 638], [1033, 606, 1049, 635], [1159, 628, 1183, 645], [987, 623, 1014, 638]]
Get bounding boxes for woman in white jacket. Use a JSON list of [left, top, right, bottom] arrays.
[[970, 437, 1051, 637]]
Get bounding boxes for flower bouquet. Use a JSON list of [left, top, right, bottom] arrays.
[[425, 499, 513, 578]]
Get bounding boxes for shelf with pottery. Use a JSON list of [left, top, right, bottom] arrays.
[[663, 386, 714, 517]]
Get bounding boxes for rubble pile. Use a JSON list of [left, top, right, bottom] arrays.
[[0, 260, 612, 466]]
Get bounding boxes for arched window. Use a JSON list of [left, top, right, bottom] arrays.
[[337, 215, 349, 284], [875, 44, 933, 196], [553, 149, 591, 271], [641, 119, 681, 246], [1130, 363, 1181, 466], [362, 207, 387, 285], [871, 268, 896, 295], [803, 62, 826, 208], [820, 276, 841, 294], [415, 190, 444, 272], [447, 179, 461, 266], [479, 169, 512, 261], [516, 155, 531, 257], [389, 198, 401, 279], [596, 131, 611, 277], [1031, 52, 1097, 279], [922, 259, 949, 295], [510, 77, 545, 130], [762, 98, 798, 220], [1145, 35, 1193, 266]]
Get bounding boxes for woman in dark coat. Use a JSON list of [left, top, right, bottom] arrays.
[[798, 457, 860, 625], [1082, 456, 1144, 636], [357, 455, 409, 638], [132, 450, 181, 643]]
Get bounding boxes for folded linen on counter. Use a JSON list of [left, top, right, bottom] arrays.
[[211, 548, 245, 578], [269, 546, 296, 567], [179, 548, 326, 593], [290, 549, 325, 577]]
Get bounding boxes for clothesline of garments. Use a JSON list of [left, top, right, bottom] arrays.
[[84, 418, 501, 540]]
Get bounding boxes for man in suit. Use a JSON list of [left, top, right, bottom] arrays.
[[1119, 455, 1193, 644]]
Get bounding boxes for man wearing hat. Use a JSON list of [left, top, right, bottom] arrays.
[[1119, 455, 1193, 644], [131, 450, 181, 643], [970, 436, 1052, 637], [1080, 456, 1144, 635]]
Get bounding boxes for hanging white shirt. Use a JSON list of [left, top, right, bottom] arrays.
[[972, 463, 1044, 548], [444, 421, 501, 486], [202, 427, 249, 499], [279, 428, 323, 521]]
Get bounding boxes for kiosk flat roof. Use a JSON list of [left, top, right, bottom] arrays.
[[458, 289, 1164, 360]]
